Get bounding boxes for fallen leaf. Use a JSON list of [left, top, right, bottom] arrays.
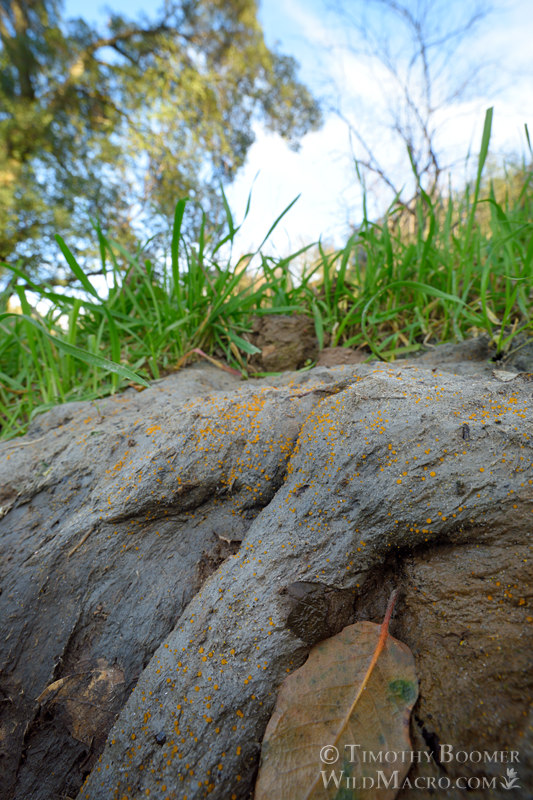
[[36, 658, 125, 746], [36, 677, 68, 704], [255, 591, 418, 800]]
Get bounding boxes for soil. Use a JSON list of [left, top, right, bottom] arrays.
[[242, 313, 533, 375]]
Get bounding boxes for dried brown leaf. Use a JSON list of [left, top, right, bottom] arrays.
[[35, 658, 125, 746], [255, 591, 418, 800]]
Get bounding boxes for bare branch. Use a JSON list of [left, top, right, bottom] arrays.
[[327, 0, 495, 207]]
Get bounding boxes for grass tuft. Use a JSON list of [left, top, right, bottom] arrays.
[[1, 109, 532, 441]]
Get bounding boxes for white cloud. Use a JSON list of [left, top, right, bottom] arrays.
[[225, 116, 365, 258]]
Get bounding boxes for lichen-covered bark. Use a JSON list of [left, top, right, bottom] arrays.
[[0, 365, 327, 800], [1, 361, 532, 800], [78, 366, 532, 800]]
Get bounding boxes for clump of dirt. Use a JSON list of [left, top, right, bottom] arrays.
[[246, 314, 319, 372]]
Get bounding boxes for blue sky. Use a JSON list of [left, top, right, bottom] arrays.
[[64, 0, 533, 256]]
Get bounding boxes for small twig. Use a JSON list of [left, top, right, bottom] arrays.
[[68, 530, 92, 558], [2, 434, 49, 450]]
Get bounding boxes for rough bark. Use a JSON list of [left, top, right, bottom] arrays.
[[1, 354, 531, 800]]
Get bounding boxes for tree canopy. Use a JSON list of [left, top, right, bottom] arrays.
[[0, 0, 322, 277]]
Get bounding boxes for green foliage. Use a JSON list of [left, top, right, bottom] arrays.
[[0, 192, 307, 437], [1, 110, 532, 441], [307, 120, 533, 360], [0, 0, 322, 277]]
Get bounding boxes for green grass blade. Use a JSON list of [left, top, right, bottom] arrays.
[[171, 199, 187, 306], [0, 313, 149, 386], [55, 235, 100, 298]]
